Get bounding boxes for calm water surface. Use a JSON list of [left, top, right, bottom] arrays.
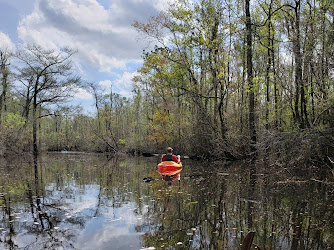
[[0, 154, 333, 249]]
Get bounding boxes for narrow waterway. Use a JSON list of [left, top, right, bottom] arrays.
[[0, 154, 332, 249]]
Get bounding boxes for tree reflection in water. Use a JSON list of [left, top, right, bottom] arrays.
[[0, 154, 332, 249]]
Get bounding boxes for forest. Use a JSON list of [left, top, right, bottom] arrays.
[[0, 0, 333, 169]]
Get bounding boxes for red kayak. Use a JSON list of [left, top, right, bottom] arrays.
[[157, 161, 182, 175], [158, 161, 182, 168]]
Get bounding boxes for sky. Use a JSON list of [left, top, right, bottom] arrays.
[[0, 0, 171, 114]]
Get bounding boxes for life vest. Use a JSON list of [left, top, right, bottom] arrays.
[[165, 154, 173, 161]]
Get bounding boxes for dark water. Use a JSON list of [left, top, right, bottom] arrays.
[[0, 154, 333, 249]]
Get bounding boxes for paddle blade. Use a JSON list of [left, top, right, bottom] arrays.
[[241, 231, 255, 250]]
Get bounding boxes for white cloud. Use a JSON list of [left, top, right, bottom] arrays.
[[152, 0, 173, 11], [99, 80, 112, 87], [130, 0, 171, 12], [48, 0, 113, 33], [15, 0, 175, 101], [0, 32, 15, 51], [74, 88, 93, 99], [76, 203, 142, 249], [17, 0, 164, 73], [99, 80, 112, 95], [114, 71, 138, 98]]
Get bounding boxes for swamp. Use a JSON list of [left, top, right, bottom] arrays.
[[0, 153, 333, 249], [0, 0, 334, 249]]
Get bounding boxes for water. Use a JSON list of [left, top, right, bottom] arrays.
[[0, 154, 333, 249]]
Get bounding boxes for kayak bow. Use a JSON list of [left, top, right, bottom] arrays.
[[157, 161, 182, 169]]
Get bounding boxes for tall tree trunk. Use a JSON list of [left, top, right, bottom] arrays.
[[240, 35, 246, 133], [33, 88, 38, 157], [23, 88, 31, 121], [218, 91, 226, 140], [265, 18, 272, 130], [292, 0, 304, 128], [301, 2, 315, 128], [245, 0, 257, 156], [0, 54, 9, 126], [38, 105, 42, 151], [209, 14, 219, 126], [320, 6, 326, 100], [272, 31, 278, 129], [310, 66, 315, 123], [95, 96, 100, 133]]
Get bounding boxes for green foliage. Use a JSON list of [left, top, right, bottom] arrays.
[[118, 139, 126, 148], [148, 110, 174, 145], [3, 112, 25, 128], [0, 0, 333, 162], [0, 112, 32, 152]]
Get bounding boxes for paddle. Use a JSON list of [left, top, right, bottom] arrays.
[[241, 231, 257, 250], [141, 152, 202, 160]]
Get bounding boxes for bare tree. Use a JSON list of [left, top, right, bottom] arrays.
[[86, 81, 104, 131], [16, 45, 80, 156]]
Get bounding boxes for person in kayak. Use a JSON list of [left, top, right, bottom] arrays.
[[161, 147, 181, 163]]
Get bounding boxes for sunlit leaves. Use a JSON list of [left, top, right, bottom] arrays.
[[148, 110, 174, 144]]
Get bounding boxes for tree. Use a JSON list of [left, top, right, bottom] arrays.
[[0, 47, 12, 125], [245, 0, 257, 156], [286, 0, 306, 128], [15, 45, 80, 156], [133, 0, 237, 157], [85, 81, 104, 132]]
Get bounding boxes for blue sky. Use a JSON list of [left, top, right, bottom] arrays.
[[0, 0, 171, 114]]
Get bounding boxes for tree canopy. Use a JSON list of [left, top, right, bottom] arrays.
[[0, 0, 332, 167]]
